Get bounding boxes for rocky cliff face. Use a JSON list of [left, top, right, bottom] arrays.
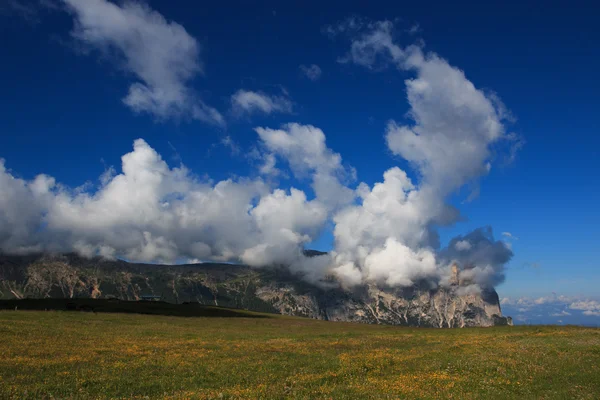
[[0, 253, 511, 327]]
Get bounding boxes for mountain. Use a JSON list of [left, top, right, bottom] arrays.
[[0, 253, 511, 327]]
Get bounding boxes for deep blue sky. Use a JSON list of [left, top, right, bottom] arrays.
[[1, 0, 599, 302]]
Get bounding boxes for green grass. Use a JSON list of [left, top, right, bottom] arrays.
[[0, 310, 599, 399]]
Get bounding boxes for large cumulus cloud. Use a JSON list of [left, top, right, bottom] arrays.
[[327, 19, 516, 290], [0, 135, 331, 278], [0, 18, 519, 293]]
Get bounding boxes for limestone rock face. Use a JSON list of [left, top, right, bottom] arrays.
[[0, 253, 512, 327], [255, 281, 511, 327]]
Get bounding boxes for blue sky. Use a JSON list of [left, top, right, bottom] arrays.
[[1, 0, 599, 321]]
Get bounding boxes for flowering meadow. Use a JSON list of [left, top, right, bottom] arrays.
[[0, 310, 599, 399]]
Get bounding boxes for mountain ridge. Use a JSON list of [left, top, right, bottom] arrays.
[[0, 252, 512, 327]]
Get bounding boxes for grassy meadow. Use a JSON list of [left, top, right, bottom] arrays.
[[0, 310, 599, 399]]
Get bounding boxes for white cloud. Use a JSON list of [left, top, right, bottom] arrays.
[[570, 300, 600, 316], [299, 64, 322, 81], [338, 20, 404, 68], [63, 0, 224, 126], [231, 90, 293, 116], [220, 136, 240, 155], [455, 240, 471, 251], [502, 232, 519, 240], [583, 311, 600, 316], [0, 127, 348, 284], [330, 17, 510, 195], [385, 50, 505, 193], [257, 153, 279, 176], [322, 16, 365, 38], [0, 160, 54, 254], [506, 295, 571, 309], [333, 167, 424, 259], [255, 123, 355, 211], [550, 310, 571, 317], [362, 237, 437, 287], [256, 123, 343, 176], [0, 17, 524, 293], [243, 188, 328, 270], [502, 295, 600, 320], [328, 18, 515, 289], [407, 23, 421, 35]]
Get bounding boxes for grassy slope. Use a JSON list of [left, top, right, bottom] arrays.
[[0, 311, 599, 399]]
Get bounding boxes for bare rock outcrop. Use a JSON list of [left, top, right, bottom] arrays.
[[0, 253, 512, 327]]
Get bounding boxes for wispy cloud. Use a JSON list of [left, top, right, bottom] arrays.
[[407, 23, 421, 35], [0, 0, 58, 24], [299, 64, 322, 81], [1, 0, 39, 22], [570, 300, 600, 316], [231, 90, 293, 116], [502, 295, 600, 323], [63, 0, 224, 126]]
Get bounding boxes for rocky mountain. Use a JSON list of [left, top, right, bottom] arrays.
[[0, 253, 512, 327]]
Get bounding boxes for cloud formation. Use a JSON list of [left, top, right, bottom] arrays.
[[231, 90, 293, 116], [438, 228, 512, 289], [0, 135, 332, 275], [501, 295, 600, 323], [570, 300, 600, 316], [0, 17, 521, 294], [299, 64, 322, 81], [63, 0, 224, 126], [255, 123, 355, 211], [327, 18, 516, 290]]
